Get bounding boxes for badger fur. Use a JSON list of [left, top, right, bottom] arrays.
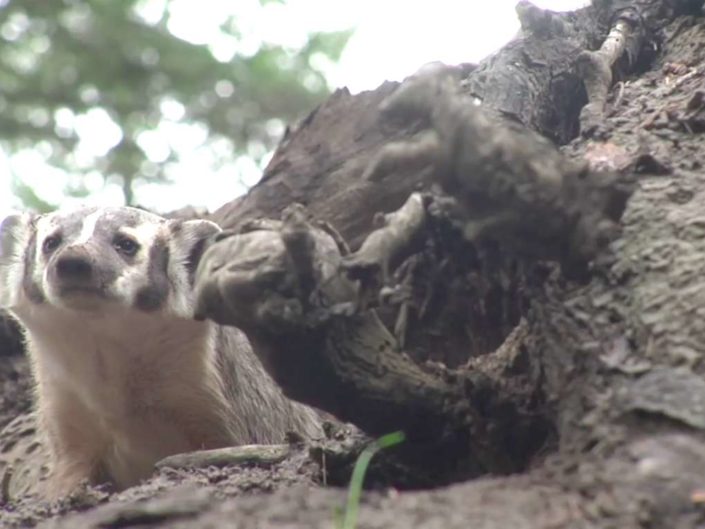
[[0, 206, 321, 498]]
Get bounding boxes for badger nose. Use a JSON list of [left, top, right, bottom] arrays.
[[55, 253, 93, 281]]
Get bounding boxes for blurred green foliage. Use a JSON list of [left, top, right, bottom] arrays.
[[0, 0, 350, 209]]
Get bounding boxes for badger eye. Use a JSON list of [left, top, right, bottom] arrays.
[[113, 235, 139, 257], [42, 234, 62, 254]]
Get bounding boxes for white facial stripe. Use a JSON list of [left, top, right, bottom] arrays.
[[116, 223, 165, 308], [75, 210, 103, 245]]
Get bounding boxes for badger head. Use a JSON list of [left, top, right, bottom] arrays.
[[0, 207, 220, 319]]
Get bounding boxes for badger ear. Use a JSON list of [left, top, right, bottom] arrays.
[[0, 213, 35, 309], [169, 219, 221, 285]]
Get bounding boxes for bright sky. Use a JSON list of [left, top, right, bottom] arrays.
[[0, 0, 588, 220]]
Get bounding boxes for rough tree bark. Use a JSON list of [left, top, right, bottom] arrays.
[[198, 0, 705, 527], [2, 1, 705, 527]]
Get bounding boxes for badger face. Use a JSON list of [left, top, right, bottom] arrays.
[[0, 206, 220, 318]]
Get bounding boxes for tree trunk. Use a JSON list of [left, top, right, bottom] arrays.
[[198, 0, 705, 526]]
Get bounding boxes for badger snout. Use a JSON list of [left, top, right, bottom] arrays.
[[56, 252, 93, 282], [47, 247, 114, 307]]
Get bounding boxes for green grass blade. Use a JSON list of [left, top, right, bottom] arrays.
[[340, 431, 406, 529]]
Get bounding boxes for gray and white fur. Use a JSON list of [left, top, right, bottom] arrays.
[[0, 206, 321, 498]]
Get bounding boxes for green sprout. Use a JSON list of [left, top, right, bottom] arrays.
[[335, 431, 406, 529]]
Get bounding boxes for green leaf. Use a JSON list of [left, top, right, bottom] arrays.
[[0, 0, 352, 209], [11, 177, 55, 213]]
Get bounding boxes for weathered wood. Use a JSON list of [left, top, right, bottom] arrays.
[[196, 1, 705, 526], [211, 83, 419, 250], [156, 444, 291, 470], [195, 208, 547, 479]]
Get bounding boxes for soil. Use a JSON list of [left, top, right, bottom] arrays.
[[1, 10, 705, 529]]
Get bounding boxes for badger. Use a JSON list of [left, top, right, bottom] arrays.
[[0, 206, 322, 499]]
